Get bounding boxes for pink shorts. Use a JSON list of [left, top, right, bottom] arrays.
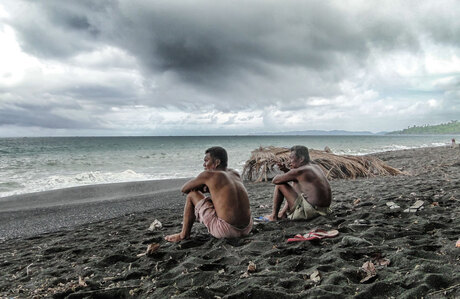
[[194, 197, 252, 239]]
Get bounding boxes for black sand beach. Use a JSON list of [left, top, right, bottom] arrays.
[[1, 146, 459, 298]]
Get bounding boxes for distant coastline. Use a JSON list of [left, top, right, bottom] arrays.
[[251, 130, 387, 136], [254, 121, 460, 136], [387, 120, 460, 135]]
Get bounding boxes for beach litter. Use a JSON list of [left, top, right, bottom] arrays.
[[371, 253, 390, 267], [310, 270, 322, 283], [386, 201, 400, 209], [26, 263, 33, 276], [403, 200, 424, 213], [254, 216, 270, 222], [456, 239, 460, 248], [240, 261, 257, 278], [247, 261, 257, 273], [287, 229, 339, 242], [78, 276, 87, 287], [359, 261, 377, 283], [137, 243, 160, 257], [341, 236, 373, 247], [148, 219, 162, 231]]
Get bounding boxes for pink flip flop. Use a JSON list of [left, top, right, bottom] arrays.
[[287, 229, 339, 242], [310, 229, 339, 238]]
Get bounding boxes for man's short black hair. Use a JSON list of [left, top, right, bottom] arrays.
[[205, 146, 228, 168], [290, 145, 310, 163]]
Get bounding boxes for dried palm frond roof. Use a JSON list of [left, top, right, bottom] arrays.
[[242, 146, 404, 182]]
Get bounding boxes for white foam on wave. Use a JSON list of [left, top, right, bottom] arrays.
[[1, 140, 450, 198], [0, 169, 191, 198], [431, 142, 447, 147], [331, 142, 447, 156]]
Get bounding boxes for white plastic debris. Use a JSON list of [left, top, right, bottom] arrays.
[[148, 219, 163, 231]]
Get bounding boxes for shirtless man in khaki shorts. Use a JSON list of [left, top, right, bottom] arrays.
[[165, 146, 252, 242], [265, 145, 332, 221]]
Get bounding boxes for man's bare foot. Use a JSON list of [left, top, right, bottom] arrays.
[[264, 214, 278, 221], [165, 233, 187, 243], [277, 212, 287, 219]]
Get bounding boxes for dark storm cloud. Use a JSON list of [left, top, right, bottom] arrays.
[[2, 0, 460, 135], [7, 0, 424, 96], [7, 0, 109, 58]]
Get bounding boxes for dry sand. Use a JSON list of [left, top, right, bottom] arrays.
[[1, 146, 459, 298]]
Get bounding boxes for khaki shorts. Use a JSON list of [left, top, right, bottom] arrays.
[[287, 193, 331, 220]]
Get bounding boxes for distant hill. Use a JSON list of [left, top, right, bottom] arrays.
[[388, 120, 460, 135], [254, 130, 383, 136]]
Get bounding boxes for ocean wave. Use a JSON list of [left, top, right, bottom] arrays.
[[0, 170, 190, 198], [1, 136, 452, 198], [331, 142, 447, 156]]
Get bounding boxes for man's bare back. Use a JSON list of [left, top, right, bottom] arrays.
[[279, 164, 331, 208], [165, 147, 252, 242], [266, 146, 332, 221], [182, 169, 251, 227]]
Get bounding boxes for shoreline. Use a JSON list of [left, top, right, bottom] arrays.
[[0, 145, 457, 241], [1, 146, 459, 298], [0, 178, 190, 240]]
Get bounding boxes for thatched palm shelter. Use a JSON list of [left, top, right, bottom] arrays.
[[242, 146, 404, 182]]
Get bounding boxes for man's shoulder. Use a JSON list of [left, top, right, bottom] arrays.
[[199, 169, 232, 178], [226, 168, 241, 177], [297, 164, 321, 174]]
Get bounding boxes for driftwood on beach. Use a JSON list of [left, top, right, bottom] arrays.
[[243, 146, 404, 182]]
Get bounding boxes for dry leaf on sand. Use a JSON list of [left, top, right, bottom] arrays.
[[360, 261, 377, 283], [247, 261, 256, 273], [375, 258, 390, 267], [371, 253, 390, 267], [78, 276, 87, 287], [137, 243, 160, 257]]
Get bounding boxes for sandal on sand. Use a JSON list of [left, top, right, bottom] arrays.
[[254, 216, 270, 222], [287, 229, 339, 242]]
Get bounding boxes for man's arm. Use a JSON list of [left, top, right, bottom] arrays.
[[277, 162, 290, 173], [272, 168, 300, 185], [181, 171, 211, 193]]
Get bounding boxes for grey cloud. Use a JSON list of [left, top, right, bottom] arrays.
[[3, 0, 460, 135], [58, 85, 137, 105], [0, 105, 95, 129], [8, 1, 423, 94], [7, 0, 108, 58]]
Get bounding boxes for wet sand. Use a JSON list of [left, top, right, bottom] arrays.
[[1, 146, 459, 298]]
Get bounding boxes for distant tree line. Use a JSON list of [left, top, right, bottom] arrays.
[[389, 120, 460, 134]]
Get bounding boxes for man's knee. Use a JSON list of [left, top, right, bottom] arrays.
[[275, 183, 291, 193], [186, 191, 205, 205], [274, 183, 286, 190]]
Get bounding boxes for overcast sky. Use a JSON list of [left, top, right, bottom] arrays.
[[1, 0, 459, 136]]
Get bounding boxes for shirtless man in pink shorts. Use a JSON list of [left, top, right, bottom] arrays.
[[265, 145, 332, 221], [165, 146, 252, 242]]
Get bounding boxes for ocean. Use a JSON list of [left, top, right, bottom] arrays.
[[0, 135, 456, 198]]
